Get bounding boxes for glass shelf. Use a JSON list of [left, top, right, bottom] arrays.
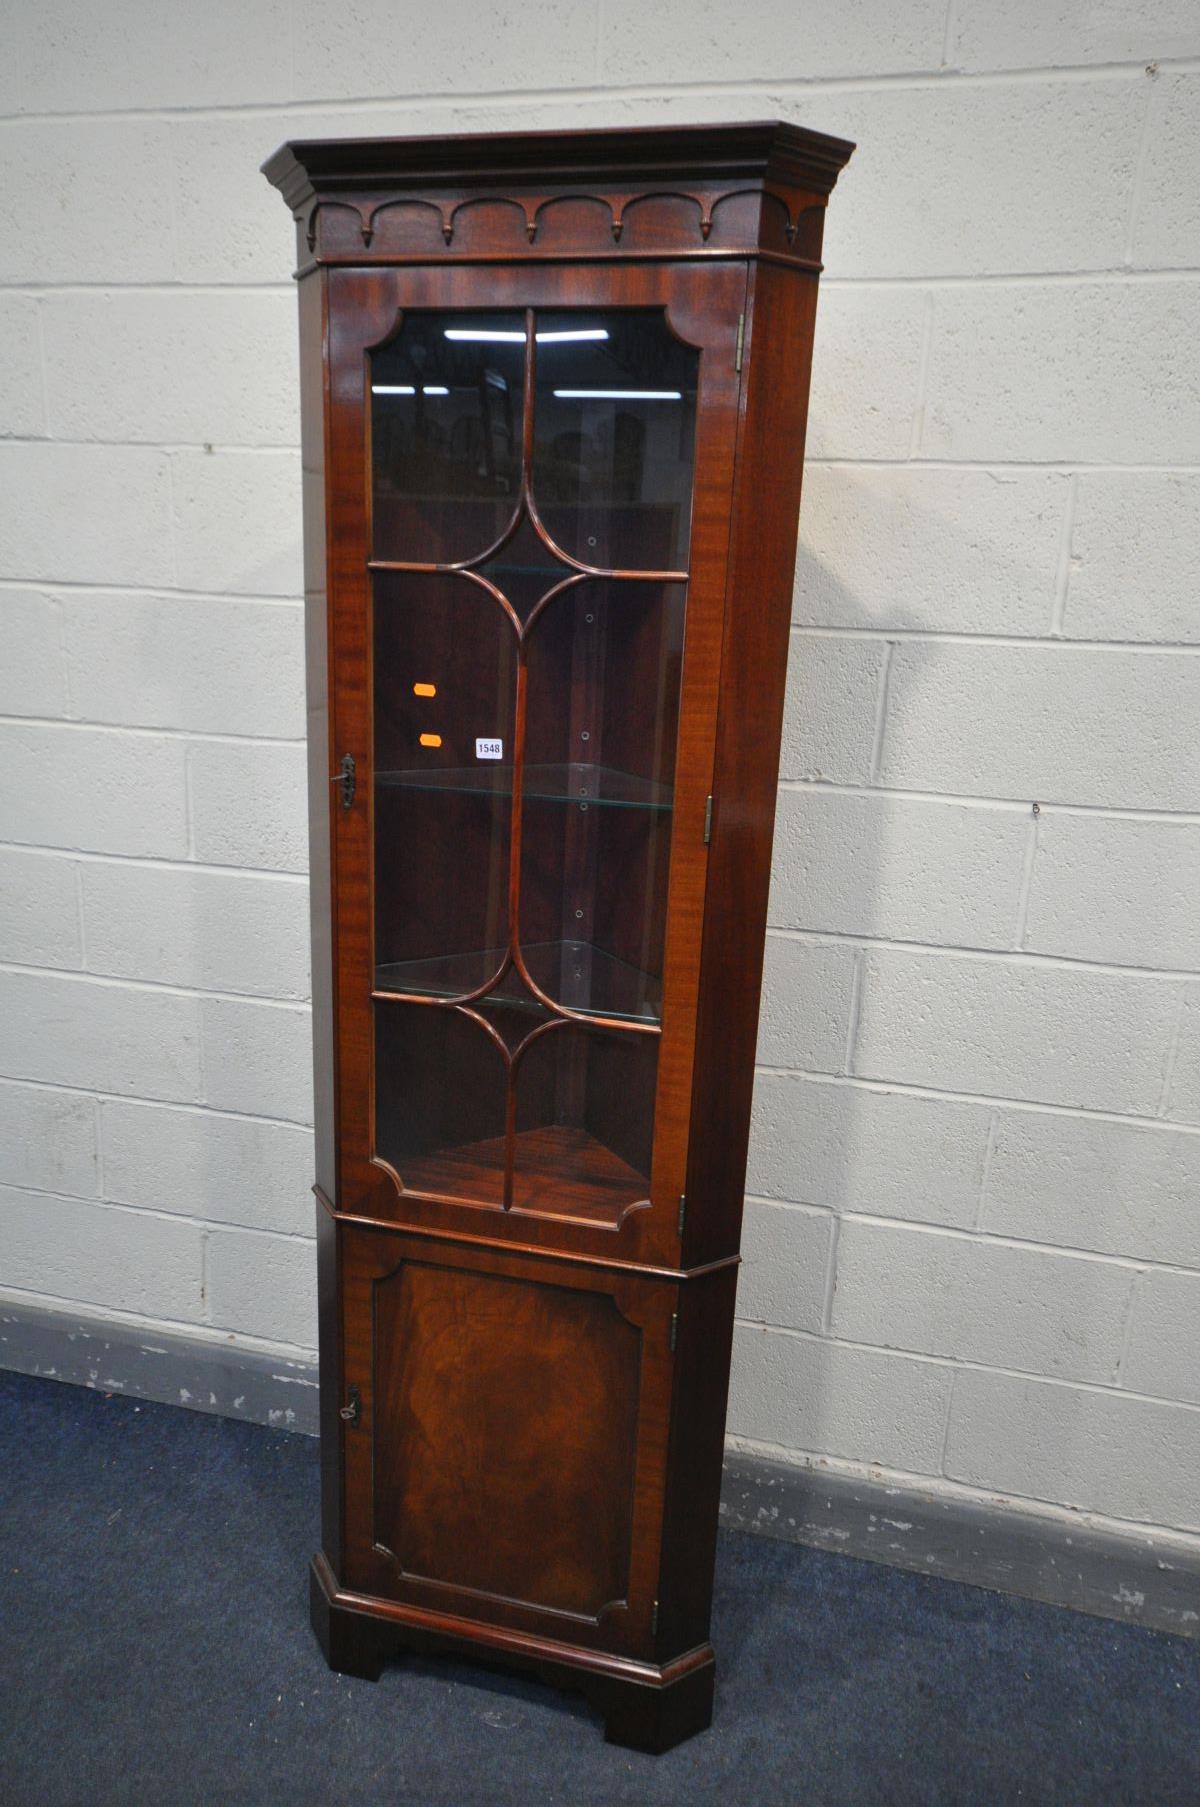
[[374, 938, 661, 1023], [375, 761, 672, 812]]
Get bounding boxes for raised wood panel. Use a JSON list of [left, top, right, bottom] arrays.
[[339, 1224, 673, 1654], [371, 1260, 640, 1620]]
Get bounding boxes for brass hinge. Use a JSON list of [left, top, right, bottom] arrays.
[[703, 794, 713, 845], [669, 1313, 678, 1353], [651, 1599, 660, 1636], [677, 1193, 686, 1239], [734, 312, 745, 374]]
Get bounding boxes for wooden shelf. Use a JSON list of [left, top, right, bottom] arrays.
[[398, 1122, 649, 1224]]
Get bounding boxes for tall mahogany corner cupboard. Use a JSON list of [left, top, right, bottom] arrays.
[[264, 121, 853, 1753]]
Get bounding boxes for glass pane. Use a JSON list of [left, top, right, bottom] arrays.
[[374, 571, 515, 997], [511, 1023, 656, 1221], [370, 306, 699, 1221], [532, 311, 699, 572], [518, 579, 685, 1023], [375, 1003, 508, 1205], [480, 514, 562, 625], [372, 312, 526, 564]]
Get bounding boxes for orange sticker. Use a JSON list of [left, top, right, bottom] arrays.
[[413, 682, 437, 697], [419, 733, 442, 748]]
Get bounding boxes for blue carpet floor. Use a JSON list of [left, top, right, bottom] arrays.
[[2, 1368, 1198, 1806]]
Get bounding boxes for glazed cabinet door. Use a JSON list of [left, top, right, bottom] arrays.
[[325, 262, 746, 1267], [337, 1222, 675, 1656]]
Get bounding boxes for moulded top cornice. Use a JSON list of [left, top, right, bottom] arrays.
[[261, 119, 856, 213]]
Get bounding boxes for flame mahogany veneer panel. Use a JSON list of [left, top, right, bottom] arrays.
[[371, 1259, 641, 1619]]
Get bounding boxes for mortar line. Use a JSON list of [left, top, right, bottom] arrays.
[[0, 957, 312, 1010], [775, 782, 1200, 825], [1123, 64, 1159, 266], [762, 927, 1200, 984], [0, 281, 296, 294], [745, 1196, 1200, 1276], [183, 743, 197, 861], [0, 1072, 312, 1132], [937, 1369, 958, 1477], [0, 842, 306, 883], [939, 0, 960, 69], [0, 713, 305, 746], [90, 1090, 106, 1199], [4, 266, 1196, 301], [164, 444, 180, 590], [790, 624, 1200, 653], [841, 948, 865, 1076], [2, 56, 1199, 125], [72, 859, 87, 969], [0, 1180, 319, 1242], [809, 457, 1200, 472], [1113, 1267, 1144, 1387], [200, 1227, 211, 1326], [0, 576, 302, 604], [2, 436, 302, 454], [825, 268, 1200, 289], [51, 589, 75, 720], [974, 1110, 998, 1230], [827, 1212, 1158, 1270], [1155, 987, 1188, 1117], [33, 292, 51, 435], [820, 1215, 841, 1336], [907, 292, 935, 457], [741, 1199, 1200, 1278], [748, 1066, 1200, 1138], [1011, 808, 1040, 949], [1049, 471, 1079, 636], [734, 1319, 1200, 1414], [866, 641, 896, 783]]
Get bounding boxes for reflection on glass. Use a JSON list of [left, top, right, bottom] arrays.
[[480, 515, 562, 624], [374, 1000, 656, 1223], [374, 571, 515, 997], [518, 578, 684, 1020], [533, 311, 698, 571], [375, 1002, 509, 1205], [372, 313, 526, 564]]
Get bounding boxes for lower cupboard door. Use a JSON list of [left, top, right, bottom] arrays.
[[338, 1224, 674, 1655]]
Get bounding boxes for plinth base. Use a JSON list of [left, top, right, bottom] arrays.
[[309, 1554, 715, 1755]]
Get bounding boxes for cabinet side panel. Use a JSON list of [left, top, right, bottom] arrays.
[[316, 1197, 344, 1567], [299, 268, 337, 1204], [686, 261, 822, 1266], [656, 1262, 738, 1657]]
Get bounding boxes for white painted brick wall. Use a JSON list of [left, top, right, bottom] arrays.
[[2, 1, 1198, 1554]]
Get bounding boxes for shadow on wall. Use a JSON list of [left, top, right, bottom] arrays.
[[729, 457, 1165, 1538]]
